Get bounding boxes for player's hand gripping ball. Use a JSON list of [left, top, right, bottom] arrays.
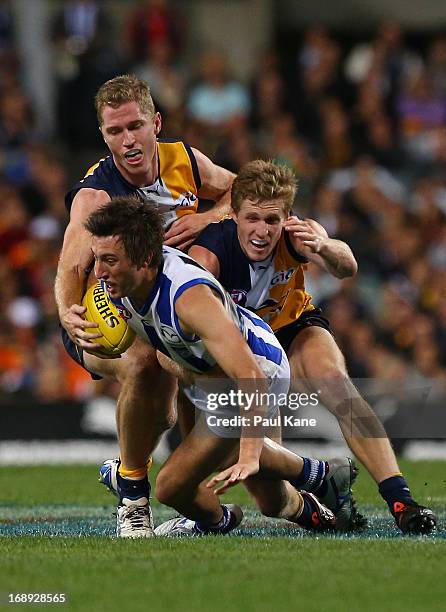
[[82, 282, 135, 358]]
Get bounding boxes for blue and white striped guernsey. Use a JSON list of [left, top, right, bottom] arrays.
[[109, 246, 290, 380]]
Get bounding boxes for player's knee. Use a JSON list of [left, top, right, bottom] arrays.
[[155, 469, 181, 507], [155, 406, 177, 432]]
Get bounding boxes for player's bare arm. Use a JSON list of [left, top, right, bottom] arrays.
[[284, 216, 358, 278], [55, 188, 110, 348], [187, 245, 220, 278], [164, 149, 235, 250], [175, 284, 266, 489]]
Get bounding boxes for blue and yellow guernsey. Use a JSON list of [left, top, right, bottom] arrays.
[[65, 139, 201, 228], [193, 219, 315, 332]]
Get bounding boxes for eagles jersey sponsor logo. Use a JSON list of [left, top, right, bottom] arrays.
[[138, 182, 197, 210], [177, 192, 198, 208], [259, 289, 291, 311], [271, 268, 295, 287], [230, 289, 247, 305]]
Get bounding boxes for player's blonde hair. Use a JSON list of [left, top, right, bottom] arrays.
[[95, 74, 156, 125], [231, 160, 297, 214]]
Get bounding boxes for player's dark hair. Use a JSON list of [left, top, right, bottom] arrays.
[[95, 74, 155, 125], [85, 197, 164, 269], [231, 159, 297, 214]]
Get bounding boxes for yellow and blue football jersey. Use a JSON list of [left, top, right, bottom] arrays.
[[193, 219, 315, 331], [65, 139, 201, 228]]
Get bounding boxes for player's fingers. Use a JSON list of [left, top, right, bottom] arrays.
[[207, 470, 231, 487], [71, 304, 87, 314], [175, 239, 195, 252], [79, 330, 103, 340], [164, 233, 195, 248], [80, 320, 100, 329]]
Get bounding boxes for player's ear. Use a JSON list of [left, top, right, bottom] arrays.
[[154, 112, 162, 135], [99, 127, 107, 145]]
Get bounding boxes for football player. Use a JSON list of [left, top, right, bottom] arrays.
[[84, 196, 347, 536], [55, 74, 235, 537], [188, 159, 436, 535]]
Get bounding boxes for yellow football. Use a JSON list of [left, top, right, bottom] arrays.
[[82, 281, 135, 357]]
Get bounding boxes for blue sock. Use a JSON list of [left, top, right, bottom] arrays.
[[118, 472, 151, 502], [290, 458, 329, 495], [195, 505, 231, 534], [378, 475, 414, 516]]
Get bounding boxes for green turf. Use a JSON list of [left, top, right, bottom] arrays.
[[0, 461, 445, 612]]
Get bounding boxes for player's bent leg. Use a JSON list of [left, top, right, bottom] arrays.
[[85, 338, 177, 538], [155, 417, 243, 536], [254, 438, 361, 531], [244, 477, 335, 532], [288, 326, 436, 534]]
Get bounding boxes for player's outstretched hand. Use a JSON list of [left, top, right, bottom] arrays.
[[164, 213, 213, 251], [62, 304, 102, 349], [206, 461, 260, 495]]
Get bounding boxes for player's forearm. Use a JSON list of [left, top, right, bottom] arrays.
[[54, 262, 87, 319], [318, 239, 358, 278], [204, 188, 232, 222], [238, 435, 263, 465]]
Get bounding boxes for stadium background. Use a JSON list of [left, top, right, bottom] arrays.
[[1, 0, 446, 464]]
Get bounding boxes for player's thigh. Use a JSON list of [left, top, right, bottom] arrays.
[[288, 326, 347, 382]]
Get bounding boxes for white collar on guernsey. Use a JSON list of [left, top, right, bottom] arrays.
[[250, 254, 273, 272]]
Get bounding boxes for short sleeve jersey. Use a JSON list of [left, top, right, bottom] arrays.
[[65, 139, 201, 228], [193, 219, 314, 331]]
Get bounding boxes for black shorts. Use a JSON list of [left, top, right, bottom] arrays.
[[274, 308, 332, 353], [61, 326, 102, 380]]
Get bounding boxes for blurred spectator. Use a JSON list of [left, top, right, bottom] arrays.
[[133, 40, 185, 115], [344, 20, 422, 99], [187, 50, 251, 131], [52, 0, 124, 150], [396, 69, 446, 162], [125, 0, 185, 64], [427, 34, 446, 97]]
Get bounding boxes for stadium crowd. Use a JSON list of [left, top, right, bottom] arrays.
[[1, 2, 446, 403]]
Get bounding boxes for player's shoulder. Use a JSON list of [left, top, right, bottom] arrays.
[[277, 230, 309, 264], [65, 156, 135, 212], [194, 217, 236, 248]]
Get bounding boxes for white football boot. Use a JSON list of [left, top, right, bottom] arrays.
[[155, 504, 243, 537], [116, 497, 155, 538]]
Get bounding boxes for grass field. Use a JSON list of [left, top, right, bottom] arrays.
[[1, 460, 445, 611]]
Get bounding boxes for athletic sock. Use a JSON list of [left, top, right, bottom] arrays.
[[118, 457, 152, 480], [290, 458, 329, 496], [195, 505, 231, 534], [378, 475, 415, 516], [117, 470, 151, 503]]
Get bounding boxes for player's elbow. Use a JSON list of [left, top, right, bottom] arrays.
[[338, 257, 358, 278]]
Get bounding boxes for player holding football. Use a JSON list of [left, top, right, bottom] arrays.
[[55, 74, 235, 537], [84, 196, 351, 536], [187, 159, 436, 534]]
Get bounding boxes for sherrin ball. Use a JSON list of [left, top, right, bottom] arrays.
[[82, 281, 135, 357]]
